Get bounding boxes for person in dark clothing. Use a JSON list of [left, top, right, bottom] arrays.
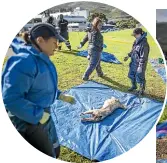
[[46, 16, 55, 27], [58, 14, 71, 50], [77, 17, 104, 81], [124, 28, 150, 96]]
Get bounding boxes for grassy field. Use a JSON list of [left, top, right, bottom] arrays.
[[5, 29, 166, 162], [159, 106, 167, 124], [49, 29, 166, 162], [51, 29, 166, 101]]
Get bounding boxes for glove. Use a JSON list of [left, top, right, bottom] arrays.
[[39, 112, 50, 124], [103, 44, 107, 48], [124, 56, 129, 62], [77, 44, 82, 49], [137, 66, 142, 73], [87, 55, 90, 60], [59, 94, 75, 104]]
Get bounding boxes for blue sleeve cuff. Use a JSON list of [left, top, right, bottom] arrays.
[[57, 90, 62, 99]]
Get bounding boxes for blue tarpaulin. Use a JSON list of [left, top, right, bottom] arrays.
[[157, 121, 167, 139], [50, 81, 163, 161], [77, 50, 121, 64], [150, 59, 166, 83], [157, 160, 167, 163]]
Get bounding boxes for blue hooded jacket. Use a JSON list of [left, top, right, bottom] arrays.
[[1, 37, 61, 131], [128, 32, 150, 83]]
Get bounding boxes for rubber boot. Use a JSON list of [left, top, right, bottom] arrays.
[[97, 72, 104, 77], [137, 83, 146, 96], [128, 80, 137, 92], [58, 46, 61, 51], [82, 76, 89, 81], [65, 40, 71, 51], [67, 45, 71, 51]]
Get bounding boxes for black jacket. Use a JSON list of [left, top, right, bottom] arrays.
[[58, 19, 68, 32]]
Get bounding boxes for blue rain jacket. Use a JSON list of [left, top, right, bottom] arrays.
[[1, 38, 61, 131], [128, 32, 150, 84]]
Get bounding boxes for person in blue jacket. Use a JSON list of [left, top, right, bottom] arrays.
[[1, 23, 75, 158], [77, 17, 104, 81], [124, 28, 150, 96]]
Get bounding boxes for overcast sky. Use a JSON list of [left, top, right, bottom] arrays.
[[157, 9, 167, 22]]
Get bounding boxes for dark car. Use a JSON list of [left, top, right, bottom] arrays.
[[156, 22, 167, 52]]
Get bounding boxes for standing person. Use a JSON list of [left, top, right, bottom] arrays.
[[77, 17, 104, 81], [47, 16, 55, 27], [124, 28, 150, 96], [2, 23, 75, 158], [58, 14, 71, 50]]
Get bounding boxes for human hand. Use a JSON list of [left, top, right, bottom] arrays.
[[124, 56, 129, 62], [59, 94, 75, 104], [137, 66, 142, 73], [39, 112, 50, 124], [77, 44, 82, 49]]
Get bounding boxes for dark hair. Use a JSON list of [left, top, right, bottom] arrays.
[[133, 28, 144, 35], [92, 17, 102, 31], [22, 32, 31, 44], [22, 31, 53, 52], [47, 16, 54, 24], [22, 23, 61, 51], [22, 30, 52, 45]]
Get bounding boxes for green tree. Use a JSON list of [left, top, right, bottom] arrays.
[[88, 12, 108, 23], [116, 18, 139, 29]]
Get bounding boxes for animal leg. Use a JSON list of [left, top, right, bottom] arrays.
[[120, 104, 126, 109], [80, 110, 94, 115], [81, 117, 97, 122]]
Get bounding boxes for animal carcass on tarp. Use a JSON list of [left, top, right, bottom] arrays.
[[50, 81, 163, 161]]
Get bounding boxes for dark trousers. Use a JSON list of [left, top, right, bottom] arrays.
[[83, 50, 103, 78], [19, 118, 60, 158]]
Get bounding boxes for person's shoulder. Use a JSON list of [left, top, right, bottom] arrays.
[[142, 38, 149, 45], [12, 52, 35, 62], [6, 52, 37, 75]]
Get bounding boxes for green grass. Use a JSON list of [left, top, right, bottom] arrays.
[[159, 106, 167, 124], [4, 29, 166, 162], [49, 29, 166, 162], [51, 29, 166, 101]]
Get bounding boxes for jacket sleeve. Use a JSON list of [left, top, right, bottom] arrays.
[[2, 56, 44, 124], [80, 33, 88, 47], [58, 20, 61, 28], [128, 41, 136, 57], [56, 90, 62, 99], [65, 20, 68, 26], [138, 42, 150, 68]]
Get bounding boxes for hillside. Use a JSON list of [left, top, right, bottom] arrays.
[[48, 1, 131, 19]]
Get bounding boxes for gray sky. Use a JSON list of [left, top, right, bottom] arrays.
[[156, 9, 167, 22]]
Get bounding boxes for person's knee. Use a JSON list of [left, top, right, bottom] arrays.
[[89, 62, 97, 68]]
